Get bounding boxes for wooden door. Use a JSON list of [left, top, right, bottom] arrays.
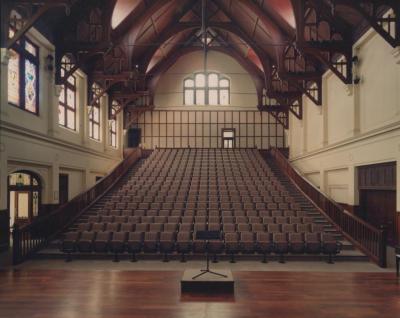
[[59, 174, 69, 205], [360, 190, 397, 245], [0, 209, 10, 251]]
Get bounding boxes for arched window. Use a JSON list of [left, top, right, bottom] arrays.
[[109, 101, 118, 148], [59, 55, 77, 130], [8, 21, 39, 114], [89, 83, 102, 140], [184, 72, 230, 106], [8, 171, 41, 225]]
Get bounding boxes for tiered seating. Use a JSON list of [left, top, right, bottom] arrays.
[[62, 149, 341, 263]]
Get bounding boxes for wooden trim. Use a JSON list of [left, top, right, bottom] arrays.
[[269, 148, 387, 267], [12, 148, 142, 265], [0, 209, 10, 252]]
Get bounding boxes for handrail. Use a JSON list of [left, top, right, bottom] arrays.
[[12, 148, 142, 265], [269, 148, 387, 267]]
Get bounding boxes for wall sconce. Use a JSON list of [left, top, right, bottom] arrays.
[[352, 55, 359, 65], [46, 54, 54, 72]]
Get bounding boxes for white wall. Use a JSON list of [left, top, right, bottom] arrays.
[[146, 51, 284, 149], [154, 51, 258, 108], [0, 28, 124, 212], [288, 27, 400, 213]]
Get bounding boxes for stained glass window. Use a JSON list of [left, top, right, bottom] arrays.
[[184, 72, 230, 106], [7, 28, 39, 114], [89, 83, 101, 140], [59, 56, 77, 130], [25, 59, 37, 112], [8, 50, 20, 106]]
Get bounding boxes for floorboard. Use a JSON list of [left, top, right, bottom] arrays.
[[0, 270, 399, 318]]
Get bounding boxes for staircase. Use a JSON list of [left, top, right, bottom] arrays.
[[263, 153, 368, 262]]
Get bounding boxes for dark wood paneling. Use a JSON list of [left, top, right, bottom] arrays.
[[0, 270, 399, 318], [360, 190, 397, 246], [358, 162, 396, 191], [59, 174, 69, 205], [0, 209, 10, 251]]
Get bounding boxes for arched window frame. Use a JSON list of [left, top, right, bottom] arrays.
[[8, 171, 42, 223], [88, 83, 102, 141], [109, 100, 118, 148], [7, 24, 40, 114], [58, 55, 77, 130], [184, 72, 230, 106]]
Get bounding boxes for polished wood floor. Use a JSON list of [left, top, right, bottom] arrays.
[[0, 270, 399, 318]]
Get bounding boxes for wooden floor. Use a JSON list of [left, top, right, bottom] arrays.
[[0, 270, 399, 318]]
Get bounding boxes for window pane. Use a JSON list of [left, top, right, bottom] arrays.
[[208, 73, 218, 87], [67, 88, 75, 109], [220, 89, 229, 105], [93, 106, 100, 122], [58, 104, 65, 126], [93, 124, 100, 140], [8, 50, 20, 105], [59, 87, 65, 103], [111, 134, 116, 147], [67, 110, 75, 130], [195, 73, 205, 87], [223, 130, 234, 138], [33, 191, 39, 217], [184, 89, 194, 105], [209, 89, 218, 105], [17, 193, 29, 219], [220, 79, 229, 87], [25, 60, 38, 113], [196, 89, 205, 105], [67, 75, 75, 86], [25, 41, 37, 56], [184, 79, 194, 88]]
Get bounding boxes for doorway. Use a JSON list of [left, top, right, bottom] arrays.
[[358, 162, 397, 246], [222, 128, 235, 148], [59, 174, 69, 205], [8, 171, 41, 227]]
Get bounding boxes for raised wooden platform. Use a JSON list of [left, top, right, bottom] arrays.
[[0, 270, 399, 318], [181, 269, 234, 293]]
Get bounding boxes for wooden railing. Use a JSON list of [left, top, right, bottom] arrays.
[[269, 148, 387, 267], [12, 148, 142, 265]]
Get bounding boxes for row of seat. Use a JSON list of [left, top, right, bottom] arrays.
[[94, 210, 308, 218], [76, 222, 325, 234], [103, 202, 300, 210], [62, 231, 340, 262]]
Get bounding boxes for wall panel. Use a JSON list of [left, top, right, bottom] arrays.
[[136, 110, 284, 149]]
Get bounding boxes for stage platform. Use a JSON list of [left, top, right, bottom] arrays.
[[181, 269, 234, 293]]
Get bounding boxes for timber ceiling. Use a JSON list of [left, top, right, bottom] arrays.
[[2, 0, 399, 128]]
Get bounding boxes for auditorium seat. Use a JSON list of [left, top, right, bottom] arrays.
[[77, 231, 95, 252], [127, 232, 143, 261], [176, 232, 191, 262], [225, 232, 240, 263], [93, 232, 111, 253], [159, 232, 175, 262], [273, 233, 289, 263], [322, 234, 341, 263], [110, 232, 127, 262], [240, 232, 255, 254]]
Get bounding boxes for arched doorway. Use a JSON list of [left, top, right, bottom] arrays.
[[8, 171, 42, 227]]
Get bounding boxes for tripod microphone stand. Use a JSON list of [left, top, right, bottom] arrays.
[[192, 231, 228, 279]]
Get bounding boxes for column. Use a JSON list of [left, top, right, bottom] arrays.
[[103, 94, 108, 152], [321, 76, 329, 147], [302, 96, 308, 154], [319, 169, 326, 193], [347, 165, 359, 207], [50, 158, 60, 204], [0, 145, 8, 210], [0, 49, 9, 120]]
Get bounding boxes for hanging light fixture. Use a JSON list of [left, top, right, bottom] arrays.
[[202, 0, 208, 75]]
